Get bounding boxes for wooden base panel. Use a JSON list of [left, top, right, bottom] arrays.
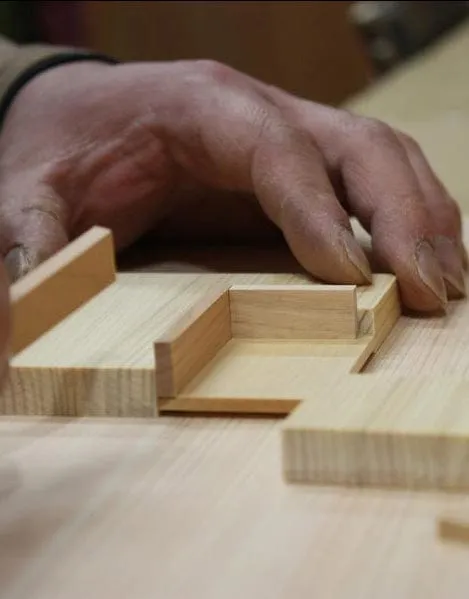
[[5, 225, 469, 492]]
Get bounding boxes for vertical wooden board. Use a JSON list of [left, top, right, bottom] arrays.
[[10, 227, 116, 355], [350, 276, 401, 373], [229, 284, 358, 339], [154, 288, 232, 399]]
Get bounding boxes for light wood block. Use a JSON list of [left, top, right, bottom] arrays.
[[282, 375, 469, 490], [228, 284, 358, 339], [154, 287, 232, 397], [10, 226, 116, 355], [438, 512, 469, 544]]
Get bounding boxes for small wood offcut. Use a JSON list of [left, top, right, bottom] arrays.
[[3, 226, 469, 491]]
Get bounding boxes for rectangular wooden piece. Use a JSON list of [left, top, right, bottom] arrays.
[[282, 375, 469, 490], [154, 288, 232, 398], [10, 226, 116, 355], [228, 284, 358, 339]]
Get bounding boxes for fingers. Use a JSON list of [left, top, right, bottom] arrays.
[[396, 131, 466, 298], [337, 119, 448, 312], [252, 80, 464, 312], [175, 69, 373, 286], [0, 185, 69, 282], [250, 124, 372, 284]]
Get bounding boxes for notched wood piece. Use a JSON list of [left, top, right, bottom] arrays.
[[229, 284, 358, 339], [10, 226, 116, 355], [282, 376, 469, 490], [157, 275, 400, 416], [154, 287, 232, 398]]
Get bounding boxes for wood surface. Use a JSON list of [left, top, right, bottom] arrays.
[[1, 264, 397, 419], [82, 1, 373, 106], [154, 287, 232, 398], [283, 375, 469, 490], [346, 20, 469, 214], [228, 284, 358, 340], [3, 20, 469, 599], [159, 275, 399, 414]]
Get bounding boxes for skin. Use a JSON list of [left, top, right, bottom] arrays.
[[0, 58, 465, 376]]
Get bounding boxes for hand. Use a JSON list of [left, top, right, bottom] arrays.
[[0, 59, 464, 313]]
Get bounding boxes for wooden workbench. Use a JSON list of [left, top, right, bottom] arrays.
[[3, 21, 469, 599]]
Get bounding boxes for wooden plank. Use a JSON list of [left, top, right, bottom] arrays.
[[229, 284, 358, 339], [154, 287, 232, 399], [1, 273, 398, 419], [282, 375, 469, 490], [10, 226, 116, 355]]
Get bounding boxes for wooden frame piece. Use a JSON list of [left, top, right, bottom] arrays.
[[10, 226, 116, 355], [154, 287, 232, 398], [228, 284, 358, 339], [155, 276, 400, 416]]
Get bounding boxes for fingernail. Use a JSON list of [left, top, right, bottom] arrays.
[[415, 240, 448, 307], [4, 246, 31, 282], [341, 230, 373, 283], [434, 236, 466, 299]]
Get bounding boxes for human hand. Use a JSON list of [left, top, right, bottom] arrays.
[[0, 58, 464, 313]]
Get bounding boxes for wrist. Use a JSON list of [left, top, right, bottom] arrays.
[[0, 53, 118, 130]]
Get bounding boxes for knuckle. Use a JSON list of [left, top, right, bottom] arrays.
[[397, 130, 421, 153], [261, 117, 317, 151], [359, 117, 398, 146], [445, 196, 462, 225], [194, 59, 236, 84]]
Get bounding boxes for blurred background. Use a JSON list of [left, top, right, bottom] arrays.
[[2, 1, 469, 105]]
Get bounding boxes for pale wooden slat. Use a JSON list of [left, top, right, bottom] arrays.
[[10, 226, 116, 355]]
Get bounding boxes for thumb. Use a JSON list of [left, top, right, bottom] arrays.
[[1, 185, 69, 282]]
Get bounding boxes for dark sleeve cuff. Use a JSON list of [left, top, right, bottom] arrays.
[[0, 50, 118, 128]]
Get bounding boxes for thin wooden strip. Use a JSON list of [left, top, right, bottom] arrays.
[[154, 287, 232, 399], [229, 284, 358, 340], [10, 227, 116, 355], [159, 394, 300, 415]]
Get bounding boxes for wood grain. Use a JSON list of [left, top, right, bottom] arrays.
[[283, 375, 469, 490], [164, 275, 398, 414], [154, 288, 232, 398], [0, 272, 397, 419], [10, 226, 116, 355], [229, 284, 358, 339], [1, 20, 469, 599], [82, 1, 373, 106]]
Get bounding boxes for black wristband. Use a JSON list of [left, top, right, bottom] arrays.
[[0, 52, 118, 128]]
